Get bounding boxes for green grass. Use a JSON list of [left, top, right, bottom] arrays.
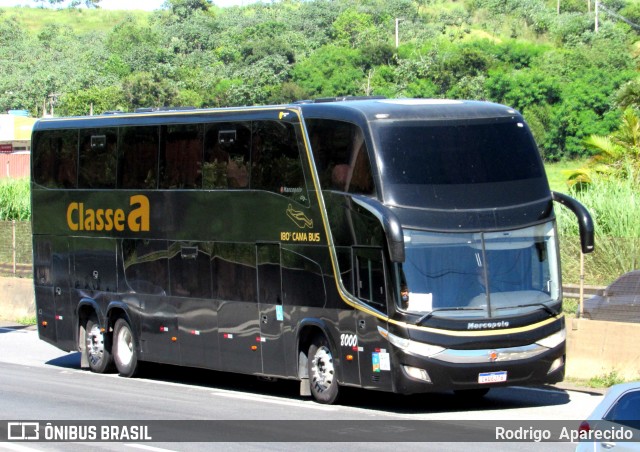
[[0, 179, 30, 221], [0, 6, 152, 35], [14, 315, 36, 326], [544, 158, 589, 193], [587, 370, 627, 389], [556, 176, 640, 286], [562, 298, 578, 316]]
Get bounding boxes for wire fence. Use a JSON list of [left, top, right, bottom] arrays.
[[0, 221, 32, 278]]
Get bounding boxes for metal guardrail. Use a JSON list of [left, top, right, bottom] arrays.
[[0, 263, 32, 278], [562, 284, 606, 299]]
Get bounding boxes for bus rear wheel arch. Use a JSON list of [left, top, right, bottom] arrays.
[[112, 317, 139, 378], [308, 335, 340, 404]]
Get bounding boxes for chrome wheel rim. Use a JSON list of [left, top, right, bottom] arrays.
[[311, 346, 335, 393], [86, 323, 105, 366], [116, 326, 133, 366]]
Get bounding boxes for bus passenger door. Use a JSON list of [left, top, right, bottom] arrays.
[[171, 242, 219, 369], [353, 247, 393, 391], [214, 242, 261, 375], [257, 243, 286, 377]]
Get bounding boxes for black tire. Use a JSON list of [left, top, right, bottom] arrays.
[[84, 313, 113, 373], [308, 336, 339, 404], [454, 388, 490, 398], [113, 318, 139, 378]]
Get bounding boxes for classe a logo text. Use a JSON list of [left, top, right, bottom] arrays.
[[67, 195, 150, 232]]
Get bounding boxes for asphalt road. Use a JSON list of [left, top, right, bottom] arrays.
[[0, 324, 605, 451]]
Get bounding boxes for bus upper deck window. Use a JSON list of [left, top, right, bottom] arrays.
[[306, 119, 374, 196], [160, 124, 203, 190], [250, 121, 308, 204], [120, 126, 159, 189], [33, 130, 78, 188], [203, 122, 250, 190], [79, 129, 117, 189]]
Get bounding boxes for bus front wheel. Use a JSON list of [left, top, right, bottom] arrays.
[[85, 314, 113, 373], [113, 318, 139, 378], [308, 336, 339, 404]]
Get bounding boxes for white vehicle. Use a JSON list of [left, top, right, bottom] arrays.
[[577, 381, 640, 452]]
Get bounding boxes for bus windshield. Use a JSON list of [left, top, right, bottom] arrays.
[[398, 222, 560, 319]]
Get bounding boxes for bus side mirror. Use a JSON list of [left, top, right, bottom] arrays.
[[551, 191, 595, 254], [351, 195, 405, 263]]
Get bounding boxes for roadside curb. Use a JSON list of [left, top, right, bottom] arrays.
[[0, 321, 36, 331], [548, 383, 607, 396]]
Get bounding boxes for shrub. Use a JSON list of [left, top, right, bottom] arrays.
[[0, 179, 30, 221]]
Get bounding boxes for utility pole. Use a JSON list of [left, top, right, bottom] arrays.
[[595, 0, 599, 33], [395, 18, 404, 48]]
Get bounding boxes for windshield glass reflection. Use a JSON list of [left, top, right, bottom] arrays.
[[398, 222, 559, 319]]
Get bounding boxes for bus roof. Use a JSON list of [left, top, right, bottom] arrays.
[[296, 98, 522, 122], [32, 98, 522, 131]]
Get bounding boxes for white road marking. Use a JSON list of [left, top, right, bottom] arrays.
[[0, 444, 41, 451], [210, 389, 337, 411], [125, 445, 179, 452]]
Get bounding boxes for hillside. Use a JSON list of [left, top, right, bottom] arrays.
[[0, 5, 148, 34], [0, 0, 639, 161]]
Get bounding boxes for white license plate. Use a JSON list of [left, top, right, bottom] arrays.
[[478, 371, 507, 384]]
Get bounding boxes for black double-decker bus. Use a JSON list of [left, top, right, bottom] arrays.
[[31, 98, 593, 403]]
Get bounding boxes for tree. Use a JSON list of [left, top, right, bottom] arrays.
[[615, 78, 640, 109], [566, 108, 640, 188], [121, 72, 179, 109], [163, 0, 211, 20], [58, 86, 127, 116], [331, 8, 375, 48], [292, 45, 366, 98], [43, 0, 101, 8], [105, 17, 162, 76]]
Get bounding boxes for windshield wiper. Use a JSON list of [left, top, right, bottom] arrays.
[[495, 303, 559, 317], [416, 307, 485, 326]]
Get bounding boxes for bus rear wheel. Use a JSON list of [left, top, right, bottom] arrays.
[[113, 318, 139, 378], [85, 314, 113, 373], [308, 336, 339, 404]]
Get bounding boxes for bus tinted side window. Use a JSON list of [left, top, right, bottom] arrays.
[[251, 121, 308, 204], [78, 128, 117, 189], [354, 247, 387, 313], [305, 119, 375, 196], [203, 122, 251, 189], [122, 239, 169, 295], [169, 242, 212, 298], [160, 124, 203, 189], [212, 242, 257, 302], [33, 130, 78, 188], [120, 126, 159, 189]]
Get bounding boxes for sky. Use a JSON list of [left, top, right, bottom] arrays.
[[0, 0, 255, 10]]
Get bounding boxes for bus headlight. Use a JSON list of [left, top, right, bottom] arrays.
[[402, 365, 432, 383], [547, 356, 564, 374], [535, 328, 566, 349], [378, 326, 444, 357]]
